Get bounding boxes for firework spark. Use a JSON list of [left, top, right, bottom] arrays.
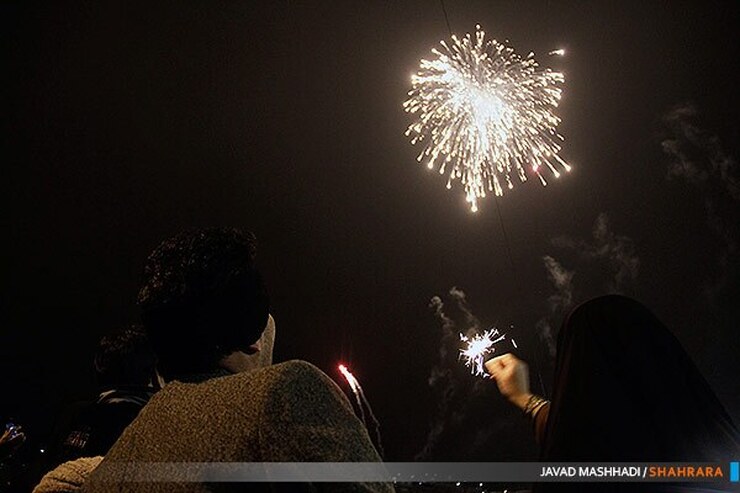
[[338, 364, 385, 458], [338, 364, 366, 425], [338, 364, 359, 391], [548, 48, 566, 56], [404, 25, 570, 212], [460, 328, 507, 377]]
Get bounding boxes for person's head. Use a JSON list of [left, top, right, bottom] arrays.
[[137, 228, 270, 381], [93, 326, 156, 389]]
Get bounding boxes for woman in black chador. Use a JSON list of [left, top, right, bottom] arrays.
[[486, 295, 740, 492]]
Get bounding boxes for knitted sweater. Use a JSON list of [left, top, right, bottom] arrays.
[[82, 360, 393, 492], [33, 456, 103, 493]]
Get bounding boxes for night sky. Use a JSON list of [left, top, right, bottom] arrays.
[[3, 1, 739, 462]]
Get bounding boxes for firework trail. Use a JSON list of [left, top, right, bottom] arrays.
[[338, 364, 366, 427], [404, 25, 570, 212], [338, 364, 385, 459]]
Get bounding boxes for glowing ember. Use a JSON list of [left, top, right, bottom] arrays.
[[460, 328, 507, 376], [338, 364, 360, 393]]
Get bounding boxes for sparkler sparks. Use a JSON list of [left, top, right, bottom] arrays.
[[460, 328, 507, 377], [404, 25, 570, 212]]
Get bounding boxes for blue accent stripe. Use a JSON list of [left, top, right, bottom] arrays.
[[730, 461, 739, 482]]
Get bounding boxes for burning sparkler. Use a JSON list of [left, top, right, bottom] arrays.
[[404, 25, 570, 212], [337, 364, 385, 458], [460, 328, 510, 377]]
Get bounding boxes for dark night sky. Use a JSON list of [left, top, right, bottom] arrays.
[[3, 1, 739, 461]]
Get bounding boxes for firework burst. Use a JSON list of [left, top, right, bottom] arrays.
[[404, 25, 570, 212]]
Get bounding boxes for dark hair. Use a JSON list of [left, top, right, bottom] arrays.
[[94, 326, 157, 388], [137, 228, 269, 380]]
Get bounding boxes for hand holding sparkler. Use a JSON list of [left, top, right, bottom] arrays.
[[485, 353, 532, 411], [459, 325, 518, 377]]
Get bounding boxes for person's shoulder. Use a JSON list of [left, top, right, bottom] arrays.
[[211, 361, 347, 420], [218, 360, 333, 393], [272, 359, 327, 377], [255, 360, 343, 398], [255, 360, 332, 387]]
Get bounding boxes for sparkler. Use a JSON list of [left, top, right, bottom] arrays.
[[460, 328, 511, 377], [404, 25, 570, 212], [337, 364, 385, 458]]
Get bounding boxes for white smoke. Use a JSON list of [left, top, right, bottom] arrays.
[[418, 287, 487, 460], [661, 103, 740, 200], [661, 103, 739, 302], [537, 214, 640, 356]]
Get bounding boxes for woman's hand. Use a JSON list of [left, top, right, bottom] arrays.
[[484, 353, 532, 410]]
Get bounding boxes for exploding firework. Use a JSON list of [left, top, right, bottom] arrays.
[[404, 25, 570, 212], [337, 364, 385, 458], [460, 328, 509, 377]]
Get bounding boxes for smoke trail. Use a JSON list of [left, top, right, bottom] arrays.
[[542, 255, 574, 312], [536, 255, 575, 357], [552, 213, 640, 293], [448, 286, 482, 333], [417, 288, 490, 460], [590, 214, 640, 291], [428, 294, 456, 380], [661, 103, 740, 200], [417, 294, 456, 460], [537, 214, 640, 357], [661, 103, 740, 302]]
